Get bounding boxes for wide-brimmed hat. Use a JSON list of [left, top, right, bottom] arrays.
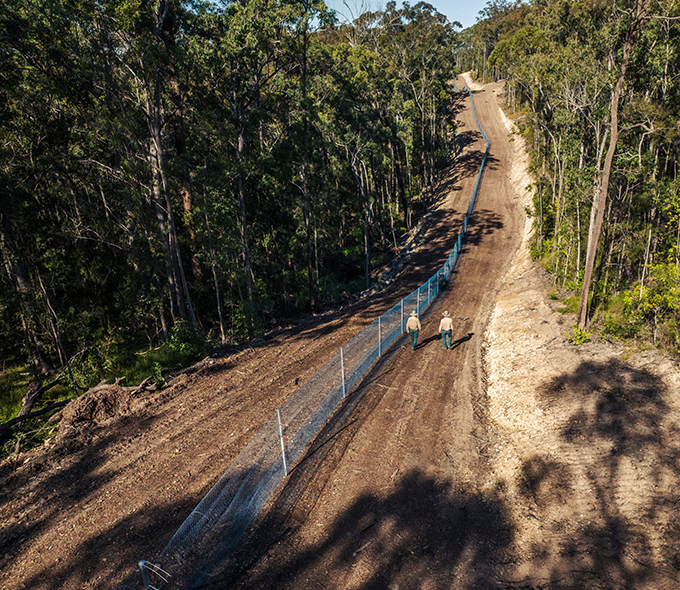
[[442, 311, 450, 317], [410, 310, 418, 316]]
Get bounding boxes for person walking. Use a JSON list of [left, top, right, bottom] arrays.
[[439, 310, 453, 349], [405, 310, 422, 350]]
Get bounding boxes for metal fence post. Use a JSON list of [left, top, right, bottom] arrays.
[[401, 300, 404, 332], [428, 279, 431, 305], [276, 409, 288, 476], [417, 289, 420, 314], [139, 561, 151, 590], [138, 560, 169, 589], [378, 317, 382, 357], [340, 347, 346, 398]]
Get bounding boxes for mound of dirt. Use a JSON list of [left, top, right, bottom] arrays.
[[54, 380, 156, 443]]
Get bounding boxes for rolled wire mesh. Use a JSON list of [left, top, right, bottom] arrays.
[[158, 414, 283, 566], [279, 351, 344, 464], [140, 85, 490, 590]]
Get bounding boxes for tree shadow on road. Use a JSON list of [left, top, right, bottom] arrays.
[[0, 409, 206, 590], [462, 208, 504, 248], [516, 358, 680, 588], [194, 357, 680, 590], [197, 469, 514, 590]]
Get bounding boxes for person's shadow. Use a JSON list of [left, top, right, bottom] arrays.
[[450, 332, 474, 350], [413, 332, 473, 350], [415, 334, 441, 349]]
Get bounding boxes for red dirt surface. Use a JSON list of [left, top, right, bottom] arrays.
[[3, 76, 680, 590]]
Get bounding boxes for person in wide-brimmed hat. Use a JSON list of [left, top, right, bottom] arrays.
[[405, 310, 422, 350], [438, 310, 454, 349]]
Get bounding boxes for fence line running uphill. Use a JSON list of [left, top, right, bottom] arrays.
[[138, 84, 489, 590]]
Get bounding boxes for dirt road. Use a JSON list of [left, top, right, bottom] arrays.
[[179, 77, 526, 589], [0, 74, 514, 590], [4, 76, 680, 590]]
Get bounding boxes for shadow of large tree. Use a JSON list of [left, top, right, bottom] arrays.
[[513, 358, 680, 589], [0, 410, 205, 590], [174, 357, 680, 590], [196, 469, 514, 590]]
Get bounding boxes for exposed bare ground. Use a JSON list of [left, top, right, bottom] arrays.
[[2, 75, 680, 590]]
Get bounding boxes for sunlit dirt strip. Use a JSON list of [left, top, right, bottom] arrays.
[[483, 112, 680, 588], [185, 78, 527, 589]]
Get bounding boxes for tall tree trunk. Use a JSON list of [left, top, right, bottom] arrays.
[[201, 179, 226, 343], [37, 274, 78, 398], [420, 101, 428, 194], [161, 1, 200, 279], [300, 18, 316, 311], [577, 0, 651, 328], [576, 198, 581, 281], [235, 123, 255, 307], [148, 0, 196, 327], [0, 228, 52, 375], [391, 139, 410, 228], [148, 95, 182, 322], [346, 149, 371, 289], [639, 226, 653, 298]]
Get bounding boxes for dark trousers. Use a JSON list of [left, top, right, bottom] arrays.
[[441, 330, 452, 349], [409, 329, 419, 349]]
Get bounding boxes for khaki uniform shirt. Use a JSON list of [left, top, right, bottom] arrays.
[[438, 317, 453, 332], [406, 316, 422, 331]]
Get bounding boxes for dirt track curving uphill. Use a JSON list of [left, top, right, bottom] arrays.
[[3, 76, 680, 590], [187, 74, 524, 590]]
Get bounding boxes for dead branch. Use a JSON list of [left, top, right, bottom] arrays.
[[17, 377, 62, 418], [0, 399, 72, 442]]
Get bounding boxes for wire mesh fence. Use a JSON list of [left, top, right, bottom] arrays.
[[139, 85, 489, 589]]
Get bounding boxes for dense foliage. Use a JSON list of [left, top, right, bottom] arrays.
[[0, 0, 459, 386], [460, 0, 680, 354]]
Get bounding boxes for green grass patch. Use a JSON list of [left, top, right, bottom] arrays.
[[567, 324, 591, 345], [0, 365, 31, 423], [556, 295, 580, 314], [82, 321, 211, 387], [0, 364, 73, 460], [548, 293, 579, 314]]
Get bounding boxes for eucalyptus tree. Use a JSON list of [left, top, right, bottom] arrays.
[[577, 0, 654, 328], [469, 0, 524, 81], [112, 0, 198, 329], [319, 40, 383, 289], [188, 0, 300, 331], [485, 0, 680, 342], [284, 0, 336, 311], [391, 2, 457, 196], [0, 0, 469, 380]]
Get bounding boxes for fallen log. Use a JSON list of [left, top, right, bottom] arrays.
[[0, 398, 72, 443], [17, 377, 62, 418]]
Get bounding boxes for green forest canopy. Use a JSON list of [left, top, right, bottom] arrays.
[[0, 0, 460, 387], [459, 0, 680, 351], [3, 0, 680, 400]]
